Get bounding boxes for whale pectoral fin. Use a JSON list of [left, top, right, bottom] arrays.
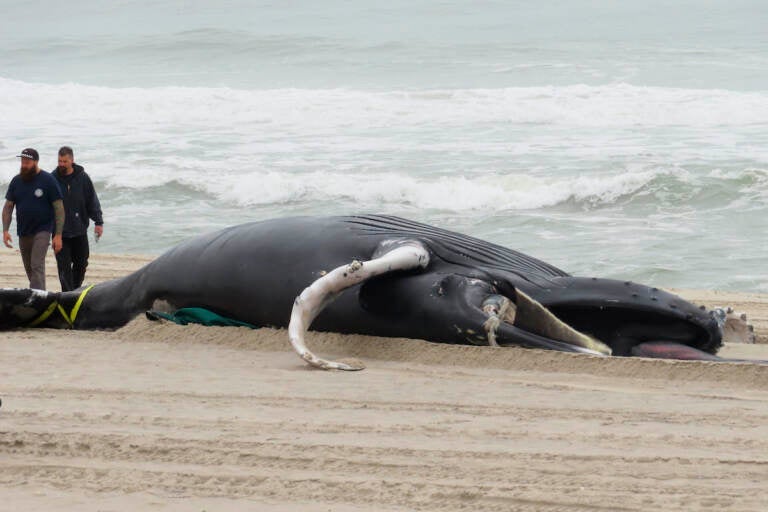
[[632, 341, 768, 364], [288, 241, 430, 371]]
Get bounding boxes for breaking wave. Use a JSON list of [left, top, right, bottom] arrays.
[[1, 78, 767, 130]]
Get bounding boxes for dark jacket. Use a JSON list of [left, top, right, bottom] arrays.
[[51, 164, 104, 238]]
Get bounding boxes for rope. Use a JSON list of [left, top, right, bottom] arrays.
[[25, 284, 95, 328]]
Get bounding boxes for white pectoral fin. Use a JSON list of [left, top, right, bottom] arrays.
[[287, 241, 430, 371]]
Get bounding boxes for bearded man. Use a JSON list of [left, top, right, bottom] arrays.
[[2, 148, 65, 290]]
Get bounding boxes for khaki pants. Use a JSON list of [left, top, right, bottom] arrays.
[[19, 230, 51, 290]]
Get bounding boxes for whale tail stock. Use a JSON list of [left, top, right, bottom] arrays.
[[1, 265, 154, 330], [0, 288, 66, 329], [0, 284, 101, 330]]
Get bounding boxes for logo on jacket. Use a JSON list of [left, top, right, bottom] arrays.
[[34, 188, 43, 198]]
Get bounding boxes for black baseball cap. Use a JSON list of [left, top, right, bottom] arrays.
[[16, 148, 39, 161]]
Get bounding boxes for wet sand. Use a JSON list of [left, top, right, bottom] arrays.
[[1, 250, 767, 511]]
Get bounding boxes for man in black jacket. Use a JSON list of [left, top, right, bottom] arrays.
[[51, 146, 104, 292]]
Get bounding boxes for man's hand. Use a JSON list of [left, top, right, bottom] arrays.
[[52, 234, 63, 254], [2, 231, 12, 249], [95, 225, 103, 240]]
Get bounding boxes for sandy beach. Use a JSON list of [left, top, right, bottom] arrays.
[[2, 250, 768, 511]]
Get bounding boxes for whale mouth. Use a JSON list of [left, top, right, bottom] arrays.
[[478, 275, 725, 358], [544, 304, 718, 357], [481, 290, 613, 355], [481, 286, 720, 358], [508, 289, 613, 355]]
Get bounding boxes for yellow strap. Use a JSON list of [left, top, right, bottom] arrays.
[[69, 284, 94, 324], [25, 284, 95, 329], [26, 300, 59, 327], [57, 303, 73, 326]]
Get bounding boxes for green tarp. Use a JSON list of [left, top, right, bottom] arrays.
[[146, 307, 257, 329]]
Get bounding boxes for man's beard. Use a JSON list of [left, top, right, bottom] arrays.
[[20, 166, 37, 182]]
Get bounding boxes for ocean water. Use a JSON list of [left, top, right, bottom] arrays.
[[0, 0, 766, 291]]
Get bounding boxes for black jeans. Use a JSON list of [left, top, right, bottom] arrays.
[[55, 234, 90, 292]]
